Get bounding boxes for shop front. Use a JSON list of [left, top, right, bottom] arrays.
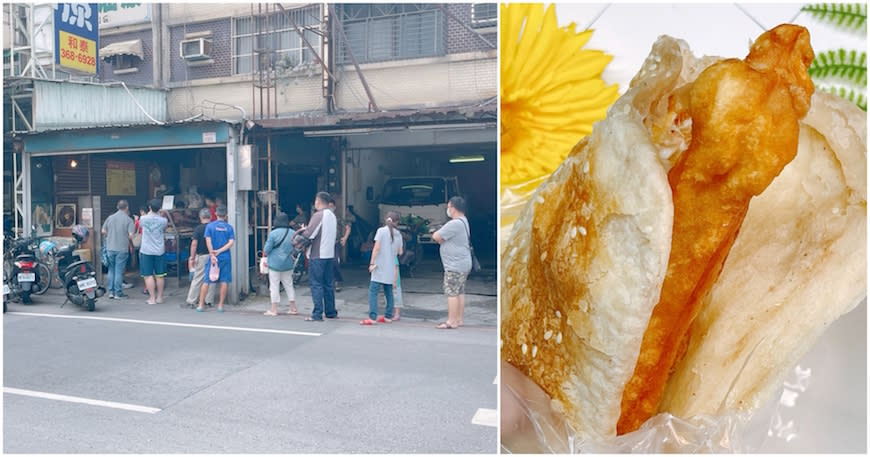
[[16, 120, 251, 303]]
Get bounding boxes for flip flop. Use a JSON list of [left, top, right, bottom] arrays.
[[360, 318, 376, 325], [304, 317, 323, 322], [217, 307, 224, 313], [436, 322, 457, 329], [376, 316, 392, 323], [264, 310, 278, 316], [287, 310, 298, 315], [146, 301, 157, 305], [195, 307, 205, 313]]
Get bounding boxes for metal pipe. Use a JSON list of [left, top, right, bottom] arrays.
[[328, 4, 379, 112]]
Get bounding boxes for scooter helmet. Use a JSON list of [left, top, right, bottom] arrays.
[[71, 224, 89, 243], [39, 239, 56, 255]]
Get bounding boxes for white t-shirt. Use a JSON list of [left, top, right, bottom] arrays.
[[370, 226, 403, 285]]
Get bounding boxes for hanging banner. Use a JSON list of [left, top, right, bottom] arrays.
[[55, 3, 99, 74]]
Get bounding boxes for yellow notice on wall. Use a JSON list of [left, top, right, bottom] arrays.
[[107, 160, 136, 195]]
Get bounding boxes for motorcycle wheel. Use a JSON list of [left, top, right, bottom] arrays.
[[32, 262, 51, 295], [87, 298, 95, 312], [20, 290, 31, 304]]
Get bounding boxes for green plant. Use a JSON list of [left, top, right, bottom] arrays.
[[801, 3, 867, 30], [802, 3, 867, 111], [808, 50, 867, 86]]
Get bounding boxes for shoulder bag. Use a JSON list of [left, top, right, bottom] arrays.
[[460, 218, 482, 274]]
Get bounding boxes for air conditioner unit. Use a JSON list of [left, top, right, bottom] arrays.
[[180, 38, 212, 61]]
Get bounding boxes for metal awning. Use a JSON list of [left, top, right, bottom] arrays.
[[100, 39, 144, 60]]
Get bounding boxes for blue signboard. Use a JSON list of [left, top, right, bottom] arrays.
[[55, 3, 99, 74]]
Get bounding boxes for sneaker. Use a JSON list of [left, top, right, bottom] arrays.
[[115, 293, 128, 299], [108, 293, 115, 299], [122, 282, 133, 289]]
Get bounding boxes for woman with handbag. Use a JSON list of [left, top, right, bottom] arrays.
[[432, 196, 474, 329], [262, 213, 297, 316]]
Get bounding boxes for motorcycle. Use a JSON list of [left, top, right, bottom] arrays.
[[3, 268, 10, 313], [55, 225, 105, 311], [7, 237, 43, 304]]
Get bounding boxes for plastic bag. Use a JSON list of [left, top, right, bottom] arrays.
[[209, 257, 220, 282], [259, 255, 269, 274]]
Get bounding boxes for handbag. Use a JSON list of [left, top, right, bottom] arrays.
[[131, 232, 142, 248], [261, 228, 291, 274], [460, 218, 482, 274], [209, 256, 220, 282]]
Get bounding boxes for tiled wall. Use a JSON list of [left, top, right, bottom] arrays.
[[99, 29, 154, 87], [168, 18, 233, 83], [446, 4, 497, 54]]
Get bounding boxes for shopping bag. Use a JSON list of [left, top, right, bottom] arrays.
[[209, 256, 220, 282]]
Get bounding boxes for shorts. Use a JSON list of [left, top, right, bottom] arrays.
[[140, 253, 167, 277], [443, 270, 468, 297], [205, 256, 232, 284]]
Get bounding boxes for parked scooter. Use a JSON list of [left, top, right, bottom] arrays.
[[7, 237, 41, 304], [3, 268, 9, 313], [55, 225, 105, 311]]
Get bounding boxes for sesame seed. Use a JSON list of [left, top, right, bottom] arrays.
[[535, 196, 544, 204], [521, 343, 528, 355], [540, 251, 547, 261], [556, 332, 563, 344], [570, 227, 577, 239], [532, 345, 538, 358], [583, 161, 590, 173], [544, 330, 553, 340], [509, 247, 517, 258], [556, 310, 561, 318], [832, 207, 840, 214], [578, 226, 587, 236], [506, 276, 513, 284]]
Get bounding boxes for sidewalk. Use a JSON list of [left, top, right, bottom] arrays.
[[115, 258, 498, 327]]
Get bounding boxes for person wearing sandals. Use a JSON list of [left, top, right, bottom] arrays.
[[197, 204, 234, 313], [432, 196, 472, 329], [185, 208, 216, 308], [361, 211, 404, 325], [262, 213, 297, 316]]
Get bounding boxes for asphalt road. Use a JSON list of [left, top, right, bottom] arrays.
[[3, 297, 497, 453]]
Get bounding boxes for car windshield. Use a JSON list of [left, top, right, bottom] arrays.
[[381, 178, 447, 205]]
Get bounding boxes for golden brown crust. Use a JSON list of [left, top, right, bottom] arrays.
[[617, 24, 814, 433]]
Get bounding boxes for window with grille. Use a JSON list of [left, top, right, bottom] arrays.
[[338, 4, 446, 65], [471, 3, 496, 28], [231, 5, 322, 75]]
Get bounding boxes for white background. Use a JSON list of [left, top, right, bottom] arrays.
[[552, 3, 867, 452]]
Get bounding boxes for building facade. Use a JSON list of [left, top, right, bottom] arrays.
[[4, 3, 497, 303]]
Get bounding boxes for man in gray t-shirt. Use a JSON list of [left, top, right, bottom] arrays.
[[139, 199, 169, 305], [101, 200, 135, 299], [433, 196, 473, 329]]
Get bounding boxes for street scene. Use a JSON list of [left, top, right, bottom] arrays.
[[3, 2, 497, 453], [4, 258, 497, 453]]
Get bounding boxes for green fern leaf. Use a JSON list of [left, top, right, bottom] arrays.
[[819, 85, 867, 111], [801, 3, 867, 31], [808, 49, 868, 86]]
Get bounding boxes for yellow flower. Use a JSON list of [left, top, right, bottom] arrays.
[[500, 3, 619, 185]]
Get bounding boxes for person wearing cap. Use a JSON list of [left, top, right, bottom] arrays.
[[185, 208, 216, 308], [197, 204, 235, 313], [262, 213, 297, 316]]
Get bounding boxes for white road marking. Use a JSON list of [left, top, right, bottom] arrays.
[[471, 408, 497, 427], [6, 312, 322, 337], [4, 387, 161, 414]]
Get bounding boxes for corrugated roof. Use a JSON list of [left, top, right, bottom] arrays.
[[252, 99, 497, 131]]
